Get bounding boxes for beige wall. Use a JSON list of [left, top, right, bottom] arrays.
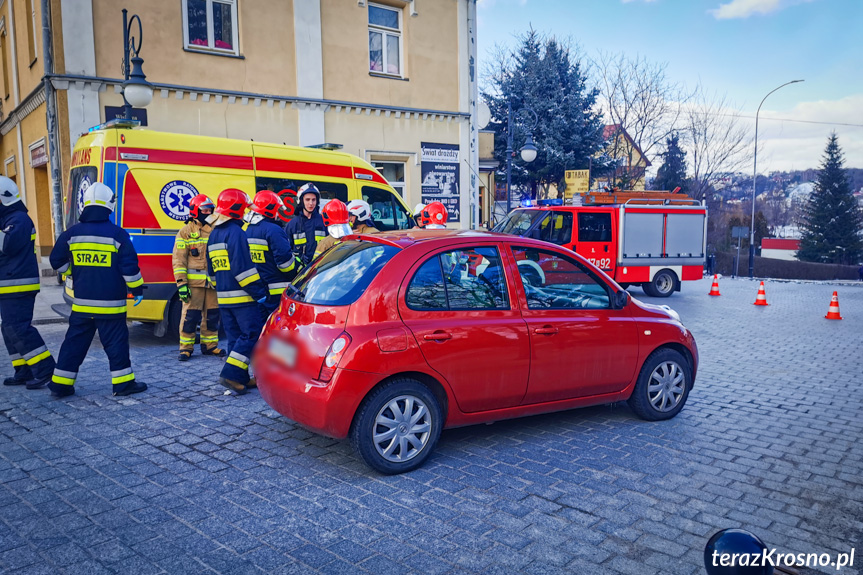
[[320, 0, 459, 110], [91, 0, 298, 96]]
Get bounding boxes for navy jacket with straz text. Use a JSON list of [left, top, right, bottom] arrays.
[[206, 218, 268, 307], [245, 217, 296, 295]]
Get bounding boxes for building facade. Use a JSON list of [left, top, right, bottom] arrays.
[[0, 0, 480, 259]]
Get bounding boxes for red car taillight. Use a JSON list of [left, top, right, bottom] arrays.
[[319, 332, 351, 383]]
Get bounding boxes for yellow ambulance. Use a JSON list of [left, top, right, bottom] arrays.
[[63, 121, 413, 335]]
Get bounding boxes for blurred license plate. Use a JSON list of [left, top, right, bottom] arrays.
[[268, 337, 297, 367]]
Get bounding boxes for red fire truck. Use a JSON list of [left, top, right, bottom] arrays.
[[492, 192, 707, 297]]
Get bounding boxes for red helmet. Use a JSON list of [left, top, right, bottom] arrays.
[[276, 189, 297, 222], [321, 199, 349, 227], [249, 190, 282, 219], [188, 194, 215, 219], [420, 201, 448, 228], [215, 188, 249, 219]]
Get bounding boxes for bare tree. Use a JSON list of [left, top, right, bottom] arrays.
[[593, 51, 688, 188], [683, 86, 752, 202]]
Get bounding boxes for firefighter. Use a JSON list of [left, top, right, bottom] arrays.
[[48, 182, 146, 397], [412, 203, 425, 229], [313, 200, 353, 258], [206, 188, 268, 395], [172, 194, 225, 361], [0, 176, 56, 389], [346, 199, 380, 234], [245, 190, 296, 315], [284, 183, 326, 269], [418, 201, 448, 229]]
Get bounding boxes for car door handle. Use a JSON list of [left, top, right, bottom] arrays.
[[424, 332, 452, 341], [534, 326, 558, 335]]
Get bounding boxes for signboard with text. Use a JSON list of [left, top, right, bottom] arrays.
[[564, 169, 590, 199], [104, 106, 149, 126], [421, 142, 460, 223]]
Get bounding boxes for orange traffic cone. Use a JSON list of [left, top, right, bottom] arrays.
[[708, 275, 721, 296], [753, 281, 768, 306], [825, 291, 843, 320]]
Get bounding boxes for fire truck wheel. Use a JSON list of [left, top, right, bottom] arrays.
[[644, 269, 677, 298], [351, 378, 443, 475], [627, 348, 691, 421]]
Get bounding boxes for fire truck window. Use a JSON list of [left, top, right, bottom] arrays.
[[513, 247, 610, 310], [406, 257, 447, 310], [577, 212, 611, 242], [537, 212, 573, 245]]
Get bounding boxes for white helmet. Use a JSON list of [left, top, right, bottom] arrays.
[[0, 176, 21, 206], [82, 182, 116, 213], [347, 199, 372, 222], [412, 203, 425, 217]]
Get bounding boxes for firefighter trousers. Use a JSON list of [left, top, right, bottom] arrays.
[[179, 286, 221, 353], [48, 314, 138, 394], [0, 295, 55, 382], [219, 305, 264, 385]]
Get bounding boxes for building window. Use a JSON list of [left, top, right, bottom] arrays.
[[368, 3, 401, 76], [182, 0, 239, 56], [372, 161, 405, 197], [25, 0, 37, 63]]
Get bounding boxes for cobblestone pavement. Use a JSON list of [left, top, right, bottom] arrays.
[[1, 277, 861, 575]]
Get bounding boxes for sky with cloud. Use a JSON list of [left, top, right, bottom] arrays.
[[477, 0, 863, 172]]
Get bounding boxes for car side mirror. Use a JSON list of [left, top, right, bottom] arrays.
[[613, 289, 629, 309]]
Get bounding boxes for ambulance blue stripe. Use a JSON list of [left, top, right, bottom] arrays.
[[103, 162, 119, 224], [128, 234, 176, 252]]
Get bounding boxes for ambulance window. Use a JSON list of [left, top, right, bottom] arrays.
[[577, 212, 612, 242], [537, 212, 573, 245], [66, 166, 98, 228], [362, 186, 410, 231], [255, 177, 347, 215]]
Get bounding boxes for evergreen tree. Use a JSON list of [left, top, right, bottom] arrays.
[[483, 30, 604, 200], [652, 133, 689, 193], [797, 133, 863, 264]]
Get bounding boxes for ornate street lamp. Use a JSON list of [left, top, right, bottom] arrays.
[[121, 9, 154, 120], [505, 102, 538, 213]]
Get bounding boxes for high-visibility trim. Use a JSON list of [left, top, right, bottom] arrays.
[[268, 281, 290, 294], [56, 262, 70, 274], [236, 269, 261, 287], [11, 356, 25, 367], [173, 267, 188, 274], [0, 229, 5, 251], [68, 235, 120, 248], [175, 239, 187, 249], [293, 236, 307, 245], [179, 336, 195, 344], [217, 295, 254, 305], [111, 373, 136, 385], [68, 242, 118, 253], [208, 242, 228, 251], [0, 277, 40, 294], [314, 230, 326, 238], [226, 351, 249, 370], [186, 272, 208, 280], [72, 304, 127, 314], [200, 335, 219, 342], [73, 298, 128, 307], [26, 350, 51, 365], [247, 238, 268, 246], [24, 345, 51, 363], [209, 249, 229, 260], [111, 367, 133, 378], [124, 272, 144, 288], [52, 368, 77, 386], [276, 259, 295, 272]]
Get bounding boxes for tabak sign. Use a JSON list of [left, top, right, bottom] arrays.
[[420, 142, 460, 223]]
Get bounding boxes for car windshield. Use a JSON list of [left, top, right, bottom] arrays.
[[291, 240, 399, 306], [492, 209, 548, 236]]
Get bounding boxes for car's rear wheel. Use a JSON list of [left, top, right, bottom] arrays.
[[642, 269, 676, 298], [351, 378, 442, 474], [627, 348, 691, 421]]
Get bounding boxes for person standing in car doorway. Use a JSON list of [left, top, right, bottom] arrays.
[[284, 183, 326, 269], [172, 194, 225, 362]]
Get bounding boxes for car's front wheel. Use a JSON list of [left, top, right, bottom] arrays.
[[351, 378, 443, 474], [627, 348, 691, 421]]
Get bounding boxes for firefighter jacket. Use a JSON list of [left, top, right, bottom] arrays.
[[172, 218, 212, 288], [313, 235, 340, 258], [206, 218, 268, 308], [0, 202, 40, 299], [49, 206, 143, 316], [245, 217, 296, 295], [353, 222, 380, 235], [284, 210, 326, 267]]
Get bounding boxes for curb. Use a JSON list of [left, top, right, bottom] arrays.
[[33, 317, 68, 326]]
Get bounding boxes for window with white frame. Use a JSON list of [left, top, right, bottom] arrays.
[[372, 161, 405, 197], [368, 3, 401, 76], [182, 0, 239, 55]]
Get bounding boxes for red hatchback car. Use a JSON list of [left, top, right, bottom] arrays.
[[254, 231, 698, 474]]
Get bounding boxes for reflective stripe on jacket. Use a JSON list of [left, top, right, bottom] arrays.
[[0, 204, 40, 299], [172, 219, 212, 288], [284, 211, 325, 266], [245, 218, 296, 295]]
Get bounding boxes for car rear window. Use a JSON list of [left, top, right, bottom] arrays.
[[291, 240, 399, 306]]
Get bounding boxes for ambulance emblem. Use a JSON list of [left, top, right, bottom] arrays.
[[76, 175, 91, 215], [159, 181, 199, 221]]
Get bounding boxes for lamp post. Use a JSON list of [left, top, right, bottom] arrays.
[[505, 101, 538, 213], [121, 9, 154, 121], [748, 79, 803, 277]]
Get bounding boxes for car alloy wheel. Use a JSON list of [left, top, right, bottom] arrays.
[[351, 378, 443, 474], [627, 348, 691, 421]]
